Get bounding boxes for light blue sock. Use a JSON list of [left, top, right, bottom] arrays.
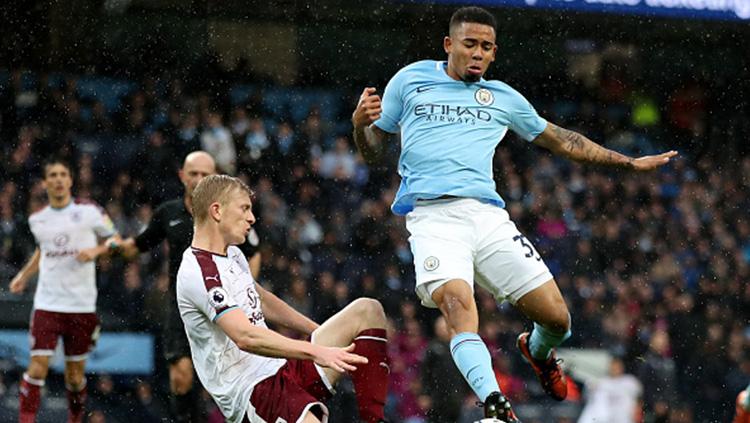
[[528, 320, 572, 360], [450, 332, 501, 402]]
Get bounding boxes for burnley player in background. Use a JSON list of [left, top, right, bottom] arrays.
[[109, 151, 261, 422], [9, 157, 120, 423], [177, 175, 390, 423]]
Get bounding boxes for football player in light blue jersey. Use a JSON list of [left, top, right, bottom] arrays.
[[352, 6, 676, 422]]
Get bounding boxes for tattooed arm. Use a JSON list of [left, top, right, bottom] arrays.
[[352, 87, 388, 164], [533, 122, 677, 171]]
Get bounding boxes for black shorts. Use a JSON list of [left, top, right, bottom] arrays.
[[163, 306, 191, 363]]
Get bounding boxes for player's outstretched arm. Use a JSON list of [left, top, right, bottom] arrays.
[[77, 234, 122, 262], [216, 308, 366, 373], [255, 282, 319, 336], [9, 248, 41, 294], [106, 236, 141, 259], [534, 122, 677, 170], [352, 87, 388, 164]]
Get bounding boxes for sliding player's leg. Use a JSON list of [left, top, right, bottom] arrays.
[[313, 298, 388, 423]]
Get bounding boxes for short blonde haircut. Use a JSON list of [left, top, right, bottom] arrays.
[[191, 175, 252, 225]]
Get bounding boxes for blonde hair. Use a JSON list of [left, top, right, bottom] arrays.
[[191, 175, 252, 224]]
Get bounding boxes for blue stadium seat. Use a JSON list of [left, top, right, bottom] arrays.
[[80, 106, 93, 123], [551, 100, 579, 121], [230, 84, 255, 106], [289, 91, 311, 123], [20, 70, 37, 91], [151, 107, 169, 128], [262, 88, 287, 119], [315, 91, 341, 123], [76, 76, 136, 114], [45, 72, 65, 89]]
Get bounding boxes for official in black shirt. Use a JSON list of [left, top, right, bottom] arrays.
[[111, 151, 260, 422]]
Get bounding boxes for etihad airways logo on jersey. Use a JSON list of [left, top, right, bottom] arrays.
[[414, 104, 491, 125]]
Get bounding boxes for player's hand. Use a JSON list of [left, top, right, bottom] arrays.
[[9, 275, 26, 294], [105, 235, 121, 252], [76, 248, 99, 262], [312, 343, 368, 373], [351, 87, 382, 129], [630, 150, 678, 171]]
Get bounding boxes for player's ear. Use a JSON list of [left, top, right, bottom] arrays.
[[209, 201, 222, 222], [444, 35, 452, 54]]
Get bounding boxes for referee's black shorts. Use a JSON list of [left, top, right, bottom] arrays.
[[163, 306, 191, 363]]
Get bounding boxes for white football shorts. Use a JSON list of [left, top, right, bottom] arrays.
[[405, 198, 553, 308]]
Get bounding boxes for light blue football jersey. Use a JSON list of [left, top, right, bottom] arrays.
[[374, 60, 547, 215]]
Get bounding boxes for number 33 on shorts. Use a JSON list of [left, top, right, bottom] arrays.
[[512, 234, 541, 261]]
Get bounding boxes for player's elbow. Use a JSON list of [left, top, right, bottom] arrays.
[[235, 338, 255, 353], [234, 333, 257, 353], [234, 329, 265, 354], [537, 138, 566, 157], [235, 339, 252, 352]]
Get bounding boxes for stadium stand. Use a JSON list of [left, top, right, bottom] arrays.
[[1, 13, 749, 421]]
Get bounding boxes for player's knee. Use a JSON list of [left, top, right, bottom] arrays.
[[64, 369, 85, 389], [353, 298, 386, 327], [26, 359, 49, 380], [435, 281, 474, 313], [547, 311, 571, 335]]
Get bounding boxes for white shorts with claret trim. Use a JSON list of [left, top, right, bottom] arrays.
[[405, 198, 553, 308]]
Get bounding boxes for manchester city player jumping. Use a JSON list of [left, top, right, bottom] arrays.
[[351, 6, 676, 421]]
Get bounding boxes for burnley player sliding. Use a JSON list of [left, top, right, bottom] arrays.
[[176, 174, 390, 423]]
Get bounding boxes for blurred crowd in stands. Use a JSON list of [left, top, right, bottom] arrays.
[[0, 42, 749, 423]]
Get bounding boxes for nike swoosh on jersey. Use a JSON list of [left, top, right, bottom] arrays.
[[168, 219, 182, 227], [416, 86, 436, 93]]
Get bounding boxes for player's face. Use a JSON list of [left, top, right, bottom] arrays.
[[180, 157, 216, 196], [43, 164, 73, 201], [444, 22, 497, 82], [219, 189, 256, 245]]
